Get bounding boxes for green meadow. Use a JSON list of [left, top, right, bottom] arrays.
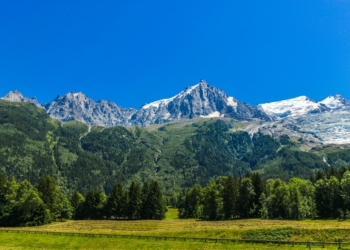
[[0, 232, 343, 250], [2, 208, 350, 249]]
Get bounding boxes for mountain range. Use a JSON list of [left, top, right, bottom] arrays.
[[2, 80, 350, 146], [1, 81, 350, 194], [2, 80, 273, 126]]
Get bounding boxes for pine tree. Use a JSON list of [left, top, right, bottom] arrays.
[[105, 183, 127, 219], [251, 172, 265, 217], [222, 176, 237, 219], [81, 190, 106, 219], [140, 182, 150, 219], [143, 181, 166, 220], [127, 181, 142, 219], [315, 176, 342, 219]]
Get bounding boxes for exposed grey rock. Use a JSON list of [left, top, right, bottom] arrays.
[[44, 92, 136, 126], [1, 90, 42, 108]]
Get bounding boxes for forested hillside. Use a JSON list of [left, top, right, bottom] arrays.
[[1, 100, 350, 197]]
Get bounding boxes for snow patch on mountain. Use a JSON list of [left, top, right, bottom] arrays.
[[258, 96, 329, 118], [200, 111, 223, 118], [227, 96, 238, 107], [320, 94, 350, 110], [141, 83, 200, 109]]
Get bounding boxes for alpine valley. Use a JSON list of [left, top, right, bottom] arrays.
[[1, 80, 350, 196]]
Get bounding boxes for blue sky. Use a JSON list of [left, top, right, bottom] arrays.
[[1, 1, 350, 108]]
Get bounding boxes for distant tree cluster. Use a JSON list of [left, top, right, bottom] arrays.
[[0, 174, 166, 227], [73, 180, 167, 220], [178, 167, 350, 220]]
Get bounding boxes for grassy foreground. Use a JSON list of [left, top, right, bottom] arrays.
[[2, 208, 350, 249], [0, 232, 341, 250]]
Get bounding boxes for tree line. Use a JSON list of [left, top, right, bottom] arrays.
[[178, 166, 350, 220], [0, 174, 167, 226]]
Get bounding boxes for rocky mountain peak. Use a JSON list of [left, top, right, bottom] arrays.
[[59, 91, 89, 101], [2, 90, 24, 102], [133, 81, 273, 126], [45, 91, 136, 126], [1, 90, 41, 108]]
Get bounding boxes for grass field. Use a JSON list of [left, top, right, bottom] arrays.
[[2, 208, 350, 249], [0, 232, 344, 250]]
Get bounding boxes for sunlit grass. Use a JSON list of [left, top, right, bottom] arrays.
[[0, 232, 341, 250], [9, 218, 350, 241], [165, 207, 179, 220], [3, 209, 350, 249]]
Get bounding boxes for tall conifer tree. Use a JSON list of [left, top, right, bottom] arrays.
[[222, 176, 237, 219], [140, 182, 149, 219], [143, 181, 166, 220], [127, 181, 142, 219], [251, 172, 265, 217], [106, 182, 127, 219]]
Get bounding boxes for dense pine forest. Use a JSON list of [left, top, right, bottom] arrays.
[[2, 166, 350, 226], [0, 174, 167, 226], [178, 167, 350, 220]]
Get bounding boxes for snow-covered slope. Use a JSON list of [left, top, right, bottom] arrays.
[[258, 96, 329, 118], [243, 108, 350, 146], [141, 83, 201, 109], [320, 94, 350, 110]]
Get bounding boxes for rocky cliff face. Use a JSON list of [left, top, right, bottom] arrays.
[[44, 92, 136, 126], [1, 90, 42, 108]]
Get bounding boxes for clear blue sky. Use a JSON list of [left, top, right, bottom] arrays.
[[1, 1, 350, 108]]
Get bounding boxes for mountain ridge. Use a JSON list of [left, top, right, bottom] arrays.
[[2, 83, 350, 145], [2, 80, 274, 126]]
